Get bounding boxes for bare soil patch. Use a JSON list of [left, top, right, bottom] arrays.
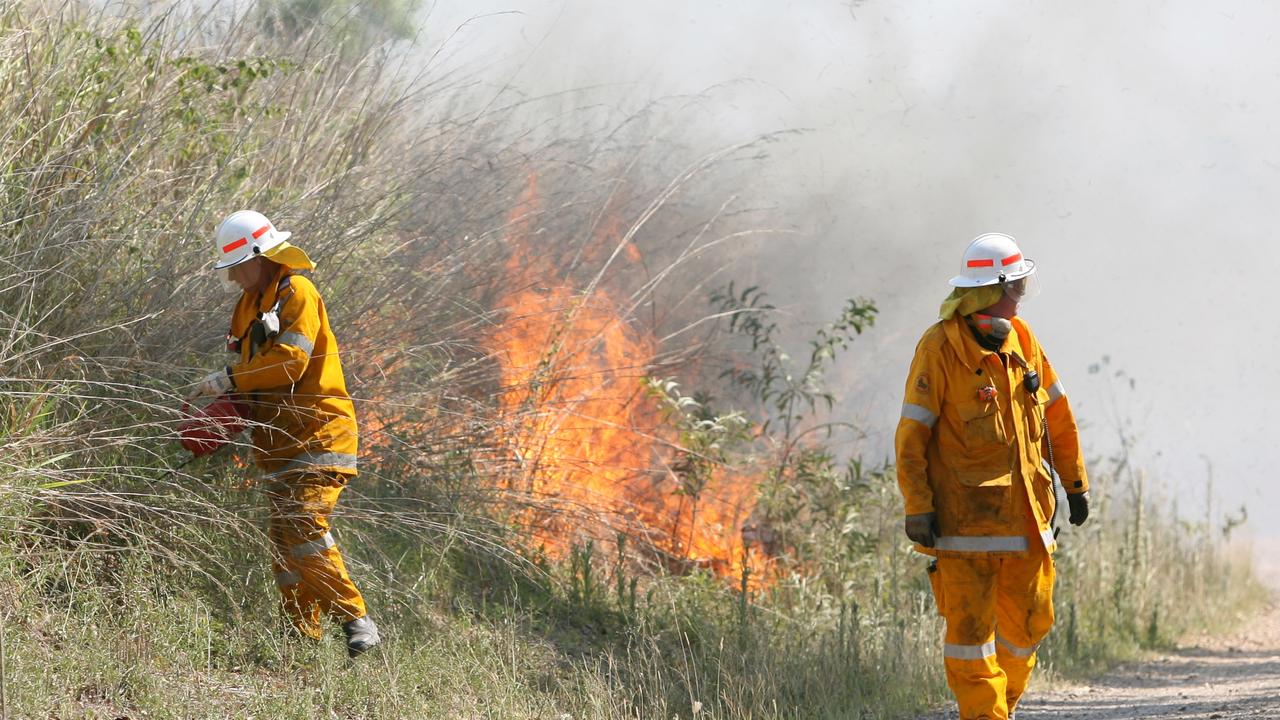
[[1015, 599, 1280, 719]]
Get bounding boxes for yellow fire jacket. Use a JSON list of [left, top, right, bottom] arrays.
[[895, 314, 1087, 557], [228, 264, 359, 477]]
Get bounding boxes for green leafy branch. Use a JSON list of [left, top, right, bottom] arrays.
[[711, 283, 877, 448]]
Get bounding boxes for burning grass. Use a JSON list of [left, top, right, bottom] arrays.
[[485, 170, 763, 579]]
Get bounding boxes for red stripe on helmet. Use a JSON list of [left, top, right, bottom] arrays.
[[222, 237, 248, 254], [251, 225, 271, 239], [1001, 253, 1023, 266], [967, 259, 995, 268]]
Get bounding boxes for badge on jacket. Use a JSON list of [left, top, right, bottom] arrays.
[[977, 385, 998, 402]]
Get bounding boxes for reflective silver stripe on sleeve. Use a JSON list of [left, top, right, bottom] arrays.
[[944, 640, 997, 660], [996, 634, 1039, 658], [268, 452, 359, 478], [935, 536, 1029, 553], [1047, 380, 1066, 405], [275, 569, 301, 587], [275, 331, 314, 356], [901, 403, 939, 428], [291, 532, 336, 558], [1040, 528, 1058, 552]]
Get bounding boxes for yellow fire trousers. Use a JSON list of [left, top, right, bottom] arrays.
[[928, 533, 1055, 720], [267, 472, 367, 639]]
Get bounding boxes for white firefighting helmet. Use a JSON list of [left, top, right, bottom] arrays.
[[948, 233, 1037, 288], [212, 210, 292, 270]]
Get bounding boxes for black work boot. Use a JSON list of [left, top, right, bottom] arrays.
[[341, 615, 381, 657]]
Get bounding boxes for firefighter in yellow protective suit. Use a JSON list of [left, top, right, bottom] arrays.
[[895, 233, 1089, 719], [190, 210, 380, 657]]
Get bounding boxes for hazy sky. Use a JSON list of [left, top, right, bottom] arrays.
[[411, 0, 1280, 537]]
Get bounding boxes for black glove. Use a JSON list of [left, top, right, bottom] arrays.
[[905, 512, 939, 548], [1067, 492, 1089, 526]]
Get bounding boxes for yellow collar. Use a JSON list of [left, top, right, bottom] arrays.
[[256, 264, 293, 315]]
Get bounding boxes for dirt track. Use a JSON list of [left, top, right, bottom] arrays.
[[915, 547, 1280, 720], [1013, 599, 1280, 719]]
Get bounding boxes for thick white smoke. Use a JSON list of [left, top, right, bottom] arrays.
[[414, 0, 1279, 538]]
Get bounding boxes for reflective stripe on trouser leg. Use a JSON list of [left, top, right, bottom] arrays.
[[291, 531, 335, 558], [944, 640, 997, 660], [995, 634, 1038, 658], [937, 554, 1009, 719], [294, 541, 365, 622], [271, 535, 309, 631], [995, 540, 1055, 712], [268, 472, 368, 631], [270, 529, 323, 640]]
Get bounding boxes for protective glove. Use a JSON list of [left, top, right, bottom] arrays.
[[1067, 491, 1090, 526], [905, 512, 939, 548], [188, 368, 234, 401]]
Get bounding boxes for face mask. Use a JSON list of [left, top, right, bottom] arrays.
[[219, 268, 242, 294], [971, 313, 1013, 340]]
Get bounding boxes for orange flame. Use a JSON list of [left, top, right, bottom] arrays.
[[490, 172, 765, 579]]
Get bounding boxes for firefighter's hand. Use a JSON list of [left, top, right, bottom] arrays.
[[1067, 492, 1090, 526], [188, 368, 233, 401], [905, 512, 938, 548]]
